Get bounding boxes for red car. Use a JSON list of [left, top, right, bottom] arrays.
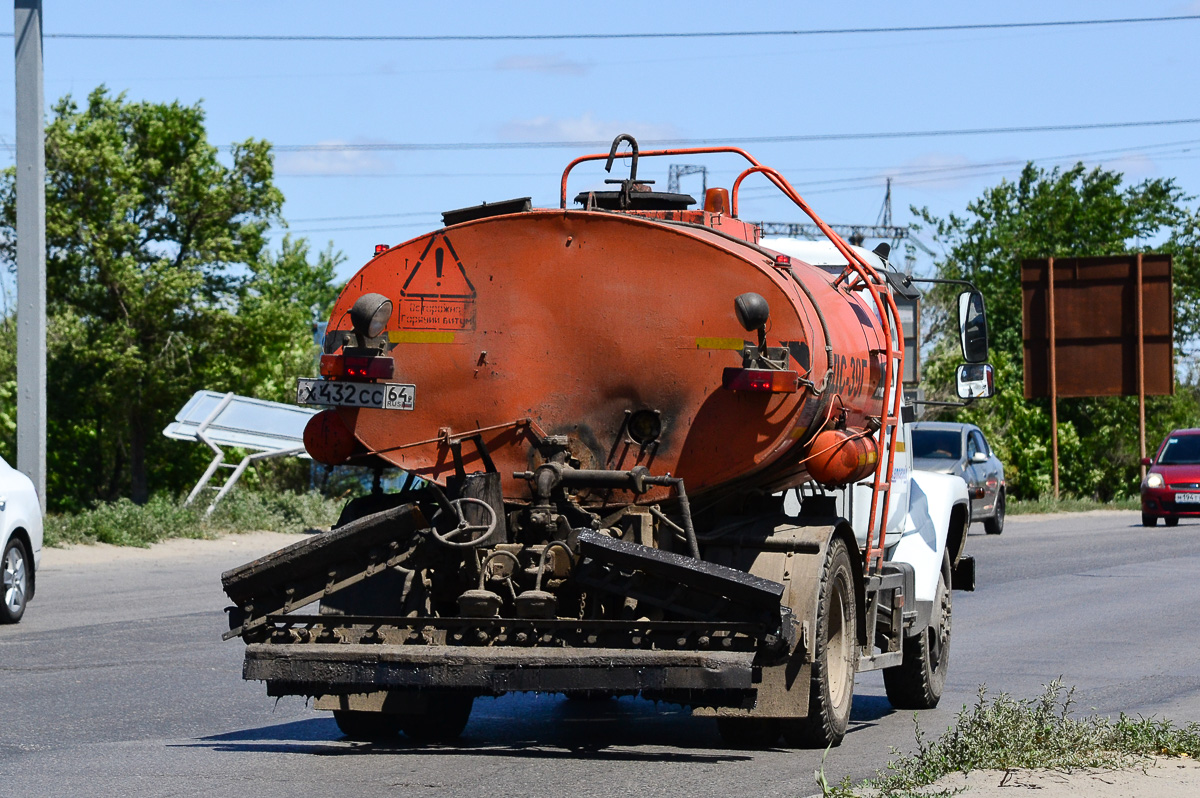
[[1141, 429, 1200, 527]]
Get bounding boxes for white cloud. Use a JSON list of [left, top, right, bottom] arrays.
[[1096, 153, 1157, 181], [495, 54, 591, 76], [496, 112, 680, 143], [275, 140, 392, 175], [886, 152, 980, 191]]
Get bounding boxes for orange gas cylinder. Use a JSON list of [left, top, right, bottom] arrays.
[[805, 428, 880, 486]]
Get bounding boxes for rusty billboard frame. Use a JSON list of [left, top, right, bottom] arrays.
[[1021, 254, 1173, 497]]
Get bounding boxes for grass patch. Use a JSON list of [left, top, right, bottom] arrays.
[[44, 490, 345, 547], [819, 681, 1200, 797], [1008, 496, 1139, 515]]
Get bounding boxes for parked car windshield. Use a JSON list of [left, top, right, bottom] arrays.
[[912, 429, 962, 459], [1158, 435, 1200, 465]]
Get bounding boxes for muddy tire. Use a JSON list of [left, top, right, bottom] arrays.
[[716, 717, 781, 748], [781, 536, 857, 748], [399, 694, 474, 743], [333, 710, 402, 740], [883, 554, 951, 710], [984, 491, 1005, 535]]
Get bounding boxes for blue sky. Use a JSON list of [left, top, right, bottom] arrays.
[[2, 1, 1199, 283]]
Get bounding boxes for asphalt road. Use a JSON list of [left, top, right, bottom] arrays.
[[2, 511, 1198, 798]]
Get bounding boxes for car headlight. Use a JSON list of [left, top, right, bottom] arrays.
[[1146, 473, 1164, 489]]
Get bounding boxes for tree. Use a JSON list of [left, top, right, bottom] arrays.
[[914, 162, 1198, 500], [0, 87, 339, 509]]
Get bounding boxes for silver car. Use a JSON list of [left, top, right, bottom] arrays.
[[1, 455, 43, 622], [911, 422, 1006, 534]]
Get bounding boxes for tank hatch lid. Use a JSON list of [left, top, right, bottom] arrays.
[[573, 189, 696, 211], [442, 196, 532, 227]]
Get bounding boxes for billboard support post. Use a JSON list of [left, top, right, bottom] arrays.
[[1137, 253, 1147, 480], [1048, 256, 1059, 500]]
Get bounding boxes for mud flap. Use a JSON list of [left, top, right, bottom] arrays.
[[695, 515, 861, 719], [951, 554, 976, 591]]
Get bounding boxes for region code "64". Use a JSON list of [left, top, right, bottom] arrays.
[[296, 378, 415, 411]]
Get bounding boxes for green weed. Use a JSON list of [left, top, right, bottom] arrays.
[[820, 680, 1200, 797], [1008, 496, 1139, 515], [44, 490, 344, 547]]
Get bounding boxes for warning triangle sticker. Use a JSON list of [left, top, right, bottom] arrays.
[[401, 233, 476, 299], [398, 232, 477, 331]]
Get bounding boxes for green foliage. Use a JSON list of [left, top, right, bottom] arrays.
[[826, 681, 1200, 797], [44, 489, 344, 548], [914, 163, 1200, 500], [0, 87, 341, 509], [1007, 495, 1139, 515]]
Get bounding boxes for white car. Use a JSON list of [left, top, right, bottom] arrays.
[[1, 456, 42, 623]]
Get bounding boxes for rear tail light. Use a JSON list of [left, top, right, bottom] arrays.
[[722, 367, 800, 393], [320, 354, 395, 380]]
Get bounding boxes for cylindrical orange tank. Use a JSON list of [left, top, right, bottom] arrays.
[[319, 209, 887, 504], [805, 428, 880, 486]]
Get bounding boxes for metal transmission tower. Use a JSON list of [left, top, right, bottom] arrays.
[[755, 178, 914, 251], [667, 164, 707, 195], [877, 177, 893, 227]]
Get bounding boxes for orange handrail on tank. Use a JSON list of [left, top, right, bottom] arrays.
[[560, 146, 764, 209], [731, 164, 905, 574]]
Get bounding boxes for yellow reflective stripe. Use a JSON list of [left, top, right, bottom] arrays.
[[695, 337, 744, 350], [389, 330, 457, 344]]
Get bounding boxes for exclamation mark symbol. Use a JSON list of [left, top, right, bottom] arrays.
[[435, 248, 444, 287]]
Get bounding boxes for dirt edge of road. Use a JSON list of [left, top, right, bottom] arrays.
[[41, 530, 306, 567], [837, 757, 1200, 797]]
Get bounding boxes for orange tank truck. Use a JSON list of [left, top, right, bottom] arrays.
[[223, 135, 992, 749]]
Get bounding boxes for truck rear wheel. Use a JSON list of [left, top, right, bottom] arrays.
[[883, 554, 951, 710], [333, 710, 402, 740], [782, 536, 857, 748]]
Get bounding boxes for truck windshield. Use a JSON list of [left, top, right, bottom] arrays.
[[1158, 435, 1200, 465], [912, 429, 961, 460]]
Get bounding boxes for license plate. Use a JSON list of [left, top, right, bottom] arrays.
[[296, 378, 415, 411], [1176, 492, 1200, 504]]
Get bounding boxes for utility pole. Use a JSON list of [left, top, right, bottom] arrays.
[[14, 0, 45, 509]]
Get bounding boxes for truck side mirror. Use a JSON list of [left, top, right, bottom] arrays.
[[956, 363, 995, 400], [958, 290, 989, 363]]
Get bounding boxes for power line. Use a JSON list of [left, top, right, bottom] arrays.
[[2, 15, 1196, 42], [7, 119, 1195, 158], [738, 138, 1200, 195], [258, 119, 1200, 153], [282, 139, 1200, 234]]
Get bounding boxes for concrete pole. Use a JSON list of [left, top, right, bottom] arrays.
[[14, 0, 45, 510]]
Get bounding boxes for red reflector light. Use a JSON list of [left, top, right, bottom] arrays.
[[374, 244, 389, 255], [774, 254, 792, 267], [722, 367, 800, 393], [319, 354, 395, 380]]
